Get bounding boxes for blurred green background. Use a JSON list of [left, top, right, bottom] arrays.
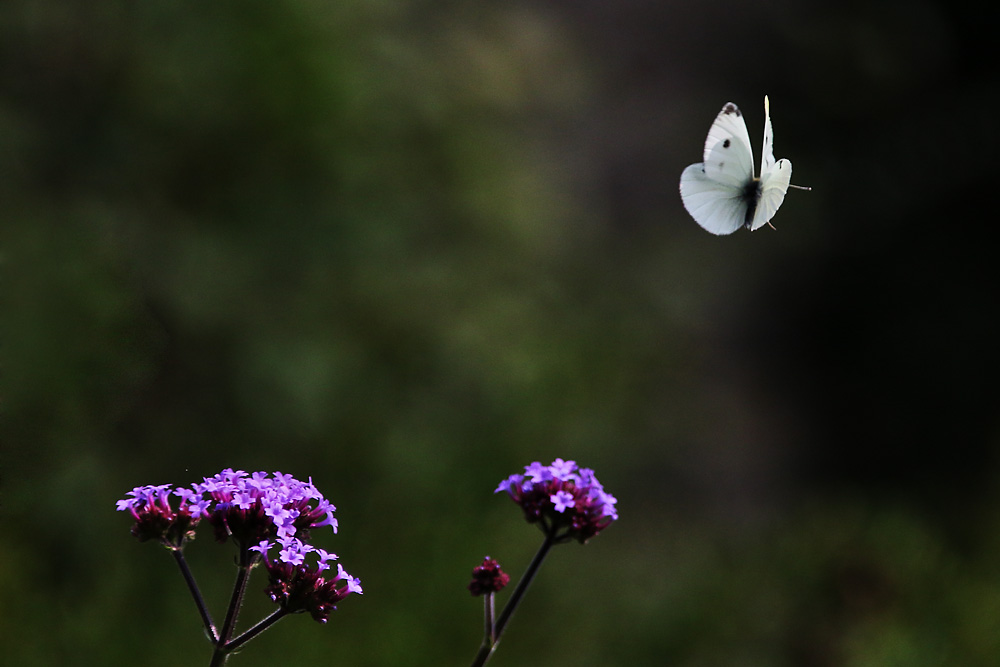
[[4, 0, 999, 665]]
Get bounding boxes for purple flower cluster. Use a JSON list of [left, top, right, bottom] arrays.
[[116, 483, 211, 548], [117, 469, 361, 621], [196, 469, 338, 548], [250, 536, 363, 623], [116, 468, 337, 548], [495, 458, 618, 543]]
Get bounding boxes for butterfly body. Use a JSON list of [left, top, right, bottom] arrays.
[[738, 178, 763, 226], [680, 96, 801, 235]]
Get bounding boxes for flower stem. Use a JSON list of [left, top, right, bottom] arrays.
[[226, 608, 290, 653], [209, 562, 253, 667], [483, 592, 495, 645], [470, 530, 557, 667], [172, 549, 218, 644]]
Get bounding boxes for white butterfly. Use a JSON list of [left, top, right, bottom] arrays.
[[680, 96, 808, 235]]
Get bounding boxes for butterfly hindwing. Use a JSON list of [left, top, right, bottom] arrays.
[[679, 162, 749, 235], [750, 158, 792, 231]]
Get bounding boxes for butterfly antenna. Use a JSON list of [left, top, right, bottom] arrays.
[[789, 184, 812, 191]]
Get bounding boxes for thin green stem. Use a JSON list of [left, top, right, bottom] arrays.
[[483, 593, 495, 645], [208, 562, 254, 667], [226, 608, 290, 653], [493, 530, 556, 639], [470, 529, 557, 667], [172, 549, 218, 644], [208, 644, 229, 667]]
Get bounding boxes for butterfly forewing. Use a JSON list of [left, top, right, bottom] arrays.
[[702, 102, 755, 187], [760, 95, 776, 176]]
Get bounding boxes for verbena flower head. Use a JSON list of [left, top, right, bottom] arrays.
[[495, 458, 618, 544], [116, 483, 211, 549], [252, 536, 363, 623], [117, 469, 339, 556], [195, 468, 338, 551], [468, 557, 510, 596]]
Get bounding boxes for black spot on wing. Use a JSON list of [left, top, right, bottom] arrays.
[[722, 103, 741, 117], [723, 139, 731, 148]]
